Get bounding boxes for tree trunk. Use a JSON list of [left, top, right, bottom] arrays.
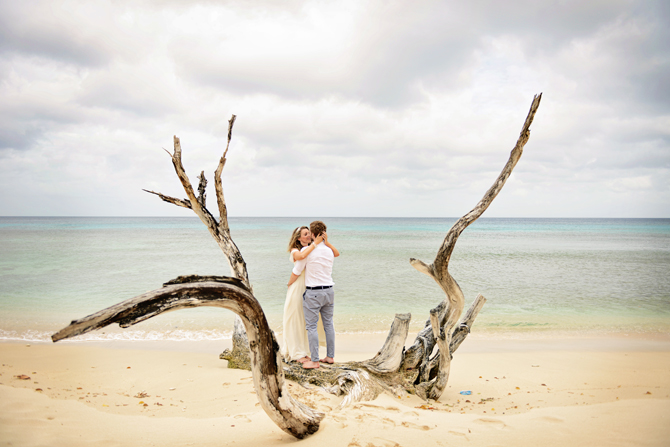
[[51, 94, 542, 438], [219, 316, 251, 370]]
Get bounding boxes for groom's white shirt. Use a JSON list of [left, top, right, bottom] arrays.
[[292, 242, 334, 287]]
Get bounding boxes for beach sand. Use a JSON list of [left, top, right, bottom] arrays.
[[1, 334, 669, 446]]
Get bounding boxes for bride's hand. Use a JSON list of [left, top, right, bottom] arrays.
[[314, 234, 324, 244], [322, 232, 328, 243]]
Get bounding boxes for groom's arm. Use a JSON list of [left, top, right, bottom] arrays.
[[288, 256, 307, 287]]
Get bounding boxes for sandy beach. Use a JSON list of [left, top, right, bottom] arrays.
[[1, 334, 669, 447]]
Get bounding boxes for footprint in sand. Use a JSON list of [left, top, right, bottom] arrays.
[[357, 403, 380, 410], [448, 430, 468, 438], [347, 438, 400, 447], [370, 438, 402, 447], [538, 416, 564, 423], [330, 415, 348, 428], [473, 418, 507, 429], [233, 415, 251, 423], [382, 418, 397, 428], [400, 421, 431, 431], [354, 413, 396, 429], [355, 403, 402, 414]]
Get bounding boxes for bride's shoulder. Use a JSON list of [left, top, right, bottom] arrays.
[[290, 248, 299, 262]]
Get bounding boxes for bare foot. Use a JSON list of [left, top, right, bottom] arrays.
[[302, 360, 320, 369], [320, 357, 334, 364], [297, 356, 310, 364]]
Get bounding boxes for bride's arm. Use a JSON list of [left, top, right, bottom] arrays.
[[292, 234, 324, 261], [287, 272, 300, 287], [292, 244, 314, 261], [322, 232, 340, 257]]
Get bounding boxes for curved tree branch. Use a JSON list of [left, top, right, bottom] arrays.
[[51, 276, 324, 439], [414, 93, 543, 282], [405, 94, 542, 400]]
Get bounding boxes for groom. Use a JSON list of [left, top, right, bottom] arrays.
[[289, 220, 337, 369]]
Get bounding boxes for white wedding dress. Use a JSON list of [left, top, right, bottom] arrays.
[[281, 249, 327, 361], [281, 249, 310, 361]]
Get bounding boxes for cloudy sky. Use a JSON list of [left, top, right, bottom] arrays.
[[0, 0, 668, 218]]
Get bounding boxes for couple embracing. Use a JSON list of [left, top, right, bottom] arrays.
[[282, 221, 339, 369]]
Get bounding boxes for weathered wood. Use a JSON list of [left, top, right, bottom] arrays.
[[214, 115, 236, 233], [450, 294, 486, 353], [281, 296, 485, 401], [411, 93, 543, 282], [169, 134, 251, 289], [143, 116, 250, 290], [142, 189, 191, 209], [360, 313, 410, 374], [52, 277, 324, 439], [196, 170, 207, 208], [406, 93, 542, 400], [220, 316, 251, 370], [415, 302, 458, 400]]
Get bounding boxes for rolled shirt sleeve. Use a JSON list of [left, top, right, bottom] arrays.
[[292, 254, 307, 276]]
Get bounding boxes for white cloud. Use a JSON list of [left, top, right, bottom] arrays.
[[607, 175, 653, 192], [0, 0, 668, 217]]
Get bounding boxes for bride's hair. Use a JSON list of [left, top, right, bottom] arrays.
[[287, 226, 309, 252]]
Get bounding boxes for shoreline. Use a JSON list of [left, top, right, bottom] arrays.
[[3, 319, 670, 348], [2, 333, 670, 446], [3, 329, 670, 354]]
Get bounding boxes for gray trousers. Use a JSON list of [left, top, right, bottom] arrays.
[[303, 287, 335, 362]]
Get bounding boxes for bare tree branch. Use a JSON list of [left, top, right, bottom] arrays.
[[142, 189, 192, 209], [169, 136, 218, 229], [196, 170, 207, 208], [405, 94, 542, 400], [145, 123, 250, 289], [215, 115, 236, 233], [416, 93, 543, 283]]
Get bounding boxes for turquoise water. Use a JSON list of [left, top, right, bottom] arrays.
[[1, 217, 669, 341]]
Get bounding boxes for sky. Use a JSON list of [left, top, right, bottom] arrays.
[[0, 0, 668, 218]]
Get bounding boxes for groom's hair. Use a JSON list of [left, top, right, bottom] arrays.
[[310, 221, 327, 238]]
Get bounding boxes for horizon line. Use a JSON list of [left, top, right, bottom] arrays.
[[1, 216, 669, 220]]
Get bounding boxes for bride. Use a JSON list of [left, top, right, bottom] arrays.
[[281, 226, 323, 363]]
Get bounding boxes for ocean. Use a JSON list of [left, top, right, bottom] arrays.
[[1, 217, 669, 343]]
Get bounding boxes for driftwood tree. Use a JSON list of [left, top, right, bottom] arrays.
[[52, 94, 542, 438]]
